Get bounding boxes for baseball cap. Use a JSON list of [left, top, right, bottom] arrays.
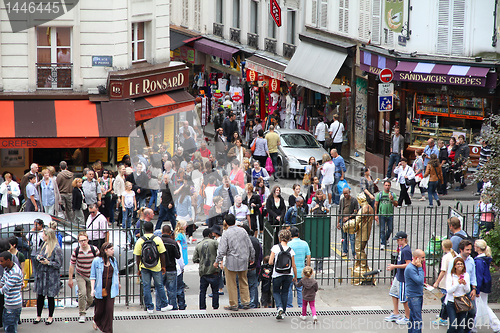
[[393, 231, 408, 240], [210, 225, 222, 236]]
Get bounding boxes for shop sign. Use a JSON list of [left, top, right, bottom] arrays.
[[258, 75, 268, 88], [385, 0, 404, 33], [269, 78, 280, 92], [92, 56, 112, 67], [232, 94, 242, 102], [109, 67, 189, 99], [213, 92, 224, 98], [396, 72, 486, 87], [172, 46, 196, 64], [245, 61, 286, 81], [246, 69, 257, 82], [270, 0, 282, 27]]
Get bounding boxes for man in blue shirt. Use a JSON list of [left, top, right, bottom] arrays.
[[287, 227, 311, 308], [423, 138, 439, 168], [448, 239, 477, 331], [330, 149, 346, 205], [404, 249, 426, 333], [284, 197, 307, 225], [385, 231, 412, 325]]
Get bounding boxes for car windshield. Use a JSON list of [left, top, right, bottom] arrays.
[[280, 134, 321, 148]]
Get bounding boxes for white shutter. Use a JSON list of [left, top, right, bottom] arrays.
[[371, 0, 381, 44], [451, 0, 465, 56], [385, 29, 394, 47], [320, 0, 328, 28], [311, 0, 318, 26], [182, 0, 189, 26], [338, 0, 349, 33], [436, 0, 451, 54], [194, 0, 201, 31], [358, 0, 371, 40]]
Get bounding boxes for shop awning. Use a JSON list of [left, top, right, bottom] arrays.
[[245, 55, 287, 81], [395, 61, 493, 87], [193, 38, 239, 62], [0, 99, 136, 148], [285, 40, 348, 95], [170, 30, 197, 50], [360, 50, 397, 75], [134, 90, 194, 121]]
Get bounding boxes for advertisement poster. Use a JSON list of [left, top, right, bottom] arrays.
[[163, 115, 175, 156], [117, 137, 130, 163], [385, 0, 404, 33], [1, 149, 25, 168]]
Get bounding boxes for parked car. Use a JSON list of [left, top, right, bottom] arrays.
[[0, 212, 134, 275], [266, 128, 328, 178]]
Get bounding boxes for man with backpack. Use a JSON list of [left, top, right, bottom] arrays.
[[214, 214, 255, 311], [374, 180, 398, 251], [68, 232, 99, 323], [133, 221, 170, 314], [448, 217, 476, 256]]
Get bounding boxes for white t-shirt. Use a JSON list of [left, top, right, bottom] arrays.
[[230, 204, 250, 220], [271, 244, 295, 278], [439, 252, 457, 289], [204, 185, 216, 207], [329, 121, 344, 143], [123, 191, 135, 209], [321, 161, 336, 185], [315, 122, 328, 141]]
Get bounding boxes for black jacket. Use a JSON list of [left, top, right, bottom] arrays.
[[160, 234, 181, 272], [72, 187, 83, 210], [242, 193, 262, 216], [223, 118, 238, 139], [160, 182, 174, 208], [439, 146, 449, 164], [266, 195, 286, 225]]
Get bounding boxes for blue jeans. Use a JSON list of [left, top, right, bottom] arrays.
[[333, 176, 341, 205], [141, 269, 168, 311], [386, 153, 400, 178], [427, 181, 439, 206], [407, 296, 423, 333], [273, 275, 293, 312], [148, 190, 158, 210], [156, 204, 177, 230], [287, 277, 302, 308], [137, 197, 147, 209], [379, 216, 393, 246], [446, 301, 467, 333], [3, 307, 21, 333], [247, 269, 259, 308], [175, 272, 186, 310], [163, 271, 177, 308], [199, 273, 220, 310], [341, 231, 356, 256], [122, 207, 133, 229]]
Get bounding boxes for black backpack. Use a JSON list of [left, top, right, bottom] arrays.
[[455, 233, 478, 258], [74, 245, 97, 259], [141, 236, 160, 268], [274, 244, 292, 274]]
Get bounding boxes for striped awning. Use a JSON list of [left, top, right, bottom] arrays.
[[395, 61, 493, 87], [359, 50, 397, 75], [0, 99, 135, 148], [133, 90, 194, 121]]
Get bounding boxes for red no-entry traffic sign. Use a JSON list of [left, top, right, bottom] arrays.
[[270, 0, 282, 27], [379, 68, 394, 83]]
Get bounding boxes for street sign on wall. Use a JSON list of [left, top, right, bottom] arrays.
[[270, 0, 282, 27], [378, 95, 393, 112]]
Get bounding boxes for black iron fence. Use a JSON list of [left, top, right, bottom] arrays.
[[2, 203, 483, 308]]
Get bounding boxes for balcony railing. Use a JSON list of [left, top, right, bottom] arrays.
[[230, 27, 241, 43], [283, 42, 297, 58], [247, 32, 259, 49], [264, 38, 277, 54], [213, 22, 224, 38], [37, 63, 72, 89]]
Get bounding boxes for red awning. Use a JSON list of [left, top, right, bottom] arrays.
[[0, 99, 135, 148], [134, 90, 194, 121]]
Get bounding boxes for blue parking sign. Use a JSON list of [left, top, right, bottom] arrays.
[[378, 95, 393, 112]]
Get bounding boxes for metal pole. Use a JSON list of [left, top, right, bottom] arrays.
[[383, 111, 387, 177]]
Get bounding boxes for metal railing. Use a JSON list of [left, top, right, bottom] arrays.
[[36, 63, 72, 89]]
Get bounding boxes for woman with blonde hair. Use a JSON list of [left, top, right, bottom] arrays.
[[72, 178, 85, 226], [474, 239, 500, 332], [242, 183, 262, 237], [40, 168, 57, 215], [33, 228, 63, 325], [432, 239, 458, 326], [175, 220, 188, 266]]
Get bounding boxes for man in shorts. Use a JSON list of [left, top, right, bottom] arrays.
[[384, 231, 412, 325]]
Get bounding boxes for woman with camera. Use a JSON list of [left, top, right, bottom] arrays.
[[33, 228, 63, 325]]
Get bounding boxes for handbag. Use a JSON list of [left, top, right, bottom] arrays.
[[265, 157, 274, 174], [405, 178, 416, 187], [415, 172, 423, 182], [302, 173, 311, 186], [420, 176, 430, 189], [454, 294, 472, 313], [250, 139, 257, 153], [102, 264, 109, 297], [324, 123, 334, 148]]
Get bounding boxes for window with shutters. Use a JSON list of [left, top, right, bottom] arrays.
[[287, 9, 296, 44], [233, 0, 240, 29], [371, 0, 381, 44], [194, 0, 201, 31], [436, 0, 465, 55], [358, 0, 371, 40], [338, 0, 349, 33], [311, 0, 318, 26], [132, 22, 146, 63], [320, 0, 328, 29], [268, 13, 276, 38], [182, 0, 189, 26]]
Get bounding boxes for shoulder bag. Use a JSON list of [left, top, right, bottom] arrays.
[[324, 123, 334, 148], [454, 294, 472, 313]]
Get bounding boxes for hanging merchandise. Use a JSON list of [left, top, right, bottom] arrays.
[[218, 77, 228, 92], [201, 96, 209, 127]]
